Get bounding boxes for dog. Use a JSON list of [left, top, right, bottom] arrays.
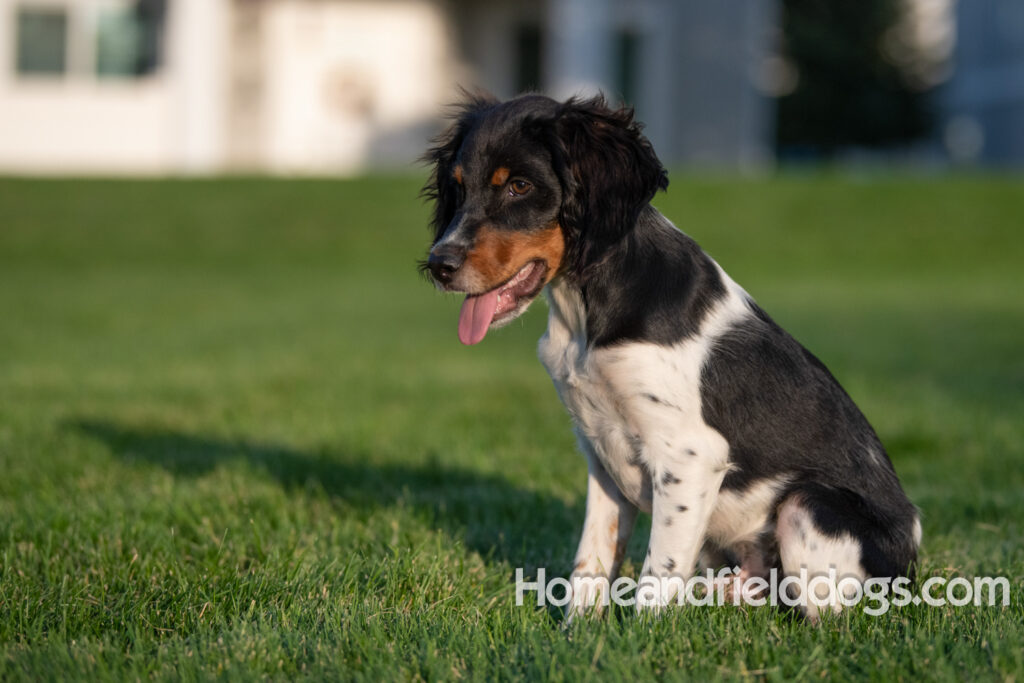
[[421, 93, 920, 620]]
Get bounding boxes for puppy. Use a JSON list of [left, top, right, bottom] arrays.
[[422, 93, 920, 620]]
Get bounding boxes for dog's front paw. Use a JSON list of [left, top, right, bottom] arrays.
[[634, 574, 683, 614], [564, 574, 611, 623]]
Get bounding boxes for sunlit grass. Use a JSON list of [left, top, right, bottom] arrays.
[[0, 174, 1022, 680]]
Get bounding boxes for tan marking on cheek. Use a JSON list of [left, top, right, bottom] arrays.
[[533, 223, 565, 282], [608, 518, 619, 540], [453, 165, 463, 185], [464, 224, 566, 290], [490, 166, 510, 186], [464, 226, 509, 286]]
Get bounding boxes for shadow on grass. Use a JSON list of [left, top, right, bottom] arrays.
[[65, 418, 581, 571]]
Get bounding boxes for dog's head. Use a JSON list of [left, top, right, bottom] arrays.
[[421, 93, 667, 344]]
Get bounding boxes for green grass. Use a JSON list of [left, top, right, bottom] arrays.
[[0, 175, 1022, 681]]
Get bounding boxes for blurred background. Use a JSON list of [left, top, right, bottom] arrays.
[[0, 0, 1022, 175], [2, 3, 1023, 677]]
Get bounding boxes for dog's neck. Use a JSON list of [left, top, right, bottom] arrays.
[[544, 206, 663, 342], [544, 276, 588, 343], [545, 206, 729, 349], [544, 209, 667, 346]]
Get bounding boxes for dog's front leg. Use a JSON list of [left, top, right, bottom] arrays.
[[566, 439, 638, 621], [636, 453, 725, 612]]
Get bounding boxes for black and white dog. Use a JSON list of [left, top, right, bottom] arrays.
[[422, 93, 920, 619]]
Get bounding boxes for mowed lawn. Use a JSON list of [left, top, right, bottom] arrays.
[[0, 175, 1022, 680]]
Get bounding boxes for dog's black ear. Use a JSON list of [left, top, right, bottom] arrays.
[[549, 95, 668, 270], [420, 91, 497, 242]]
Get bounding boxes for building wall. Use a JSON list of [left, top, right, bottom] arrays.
[[0, 0, 456, 174], [450, 0, 776, 168], [255, 0, 457, 173], [0, 0, 228, 174], [0, 0, 775, 174]]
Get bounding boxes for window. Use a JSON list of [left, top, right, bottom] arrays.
[[16, 7, 69, 75], [13, 0, 165, 80], [96, 6, 142, 76]]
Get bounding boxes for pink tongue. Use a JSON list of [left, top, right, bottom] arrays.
[[458, 290, 500, 345]]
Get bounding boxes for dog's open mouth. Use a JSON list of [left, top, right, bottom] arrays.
[[458, 259, 547, 345]]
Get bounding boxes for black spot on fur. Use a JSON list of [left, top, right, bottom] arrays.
[[664, 558, 676, 572], [676, 505, 689, 513], [643, 393, 680, 410], [664, 516, 673, 527], [685, 448, 696, 457], [661, 471, 680, 486]]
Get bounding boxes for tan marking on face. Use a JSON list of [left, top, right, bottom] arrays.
[[490, 166, 510, 187], [453, 165, 463, 185], [464, 223, 565, 291]]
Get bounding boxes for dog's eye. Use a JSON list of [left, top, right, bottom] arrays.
[[509, 179, 532, 197]]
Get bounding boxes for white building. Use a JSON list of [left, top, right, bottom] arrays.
[[0, 0, 776, 175], [454, 0, 777, 168]]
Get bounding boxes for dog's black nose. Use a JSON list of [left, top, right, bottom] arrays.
[[428, 244, 466, 285]]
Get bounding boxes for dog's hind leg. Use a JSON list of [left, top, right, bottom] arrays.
[[775, 494, 867, 622], [775, 484, 920, 622]]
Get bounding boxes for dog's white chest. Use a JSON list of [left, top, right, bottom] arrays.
[[538, 279, 750, 521], [539, 321, 653, 510]]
